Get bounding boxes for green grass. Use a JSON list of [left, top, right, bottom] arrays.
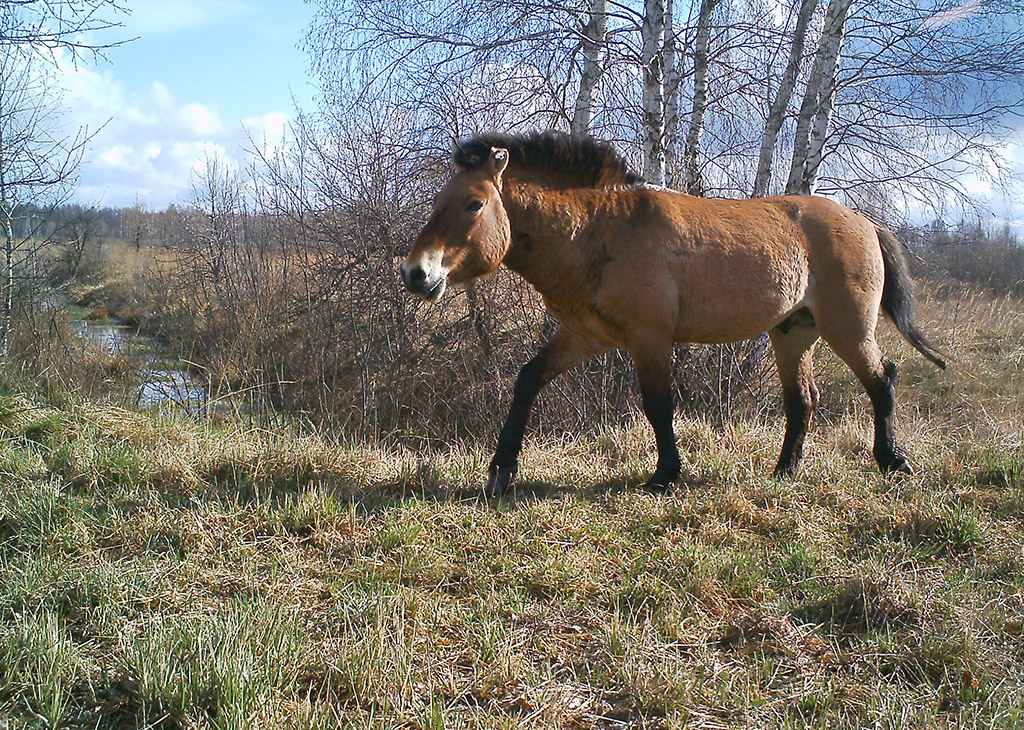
[[1, 289, 1023, 728]]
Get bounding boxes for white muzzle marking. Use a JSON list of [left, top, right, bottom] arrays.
[[401, 248, 450, 300]]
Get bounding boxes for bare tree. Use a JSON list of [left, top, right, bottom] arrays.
[[785, 0, 853, 194], [305, 0, 589, 143], [571, 0, 608, 135], [0, 0, 127, 63], [818, 0, 1024, 212], [306, 0, 693, 166], [751, 0, 820, 198], [0, 41, 86, 356], [680, 0, 716, 195], [123, 195, 150, 252], [0, 0, 126, 358]]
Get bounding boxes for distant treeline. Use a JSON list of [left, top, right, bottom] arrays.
[[10, 202, 186, 243], [911, 222, 1024, 298]]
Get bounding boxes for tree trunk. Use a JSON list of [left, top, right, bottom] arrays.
[[801, 57, 841, 193], [0, 127, 10, 359], [571, 0, 608, 136], [786, 0, 852, 195], [642, 0, 667, 185], [663, 0, 680, 186], [1, 202, 12, 360], [682, 0, 717, 195], [751, 0, 821, 198]]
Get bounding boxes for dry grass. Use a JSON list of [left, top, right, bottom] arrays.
[[1, 288, 1023, 729]]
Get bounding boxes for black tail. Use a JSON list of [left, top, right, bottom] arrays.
[[875, 225, 947, 370]]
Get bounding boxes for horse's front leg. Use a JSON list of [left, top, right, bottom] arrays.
[[487, 327, 604, 496], [631, 341, 681, 490]]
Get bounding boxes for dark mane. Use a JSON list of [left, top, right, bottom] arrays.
[[453, 131, 643, 189]]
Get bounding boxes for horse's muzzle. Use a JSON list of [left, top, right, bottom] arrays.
[[399, 261, 447, 300]]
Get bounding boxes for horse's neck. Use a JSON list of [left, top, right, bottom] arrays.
[[501, 182, 592, 300]]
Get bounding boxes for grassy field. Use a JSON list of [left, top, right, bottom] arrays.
[[1, 287, 1022, 729]]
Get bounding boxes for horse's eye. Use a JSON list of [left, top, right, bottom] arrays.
[[466, 200, 484, 213]]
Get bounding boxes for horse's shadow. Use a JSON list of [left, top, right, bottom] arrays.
[[163, 459, 713, 515], [347, 466, 713, 512]]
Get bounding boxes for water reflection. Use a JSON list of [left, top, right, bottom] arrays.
[[71, 319, 131, 355], [70, 318, 208, 414], [138, 370, 207, 415]]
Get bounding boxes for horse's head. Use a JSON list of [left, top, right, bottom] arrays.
[[400, 146, 511, 300]]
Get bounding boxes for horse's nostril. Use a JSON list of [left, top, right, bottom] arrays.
[[400, 263, 428, 293]]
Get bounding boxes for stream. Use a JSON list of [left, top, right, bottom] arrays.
[[70, 314, 209, 415]]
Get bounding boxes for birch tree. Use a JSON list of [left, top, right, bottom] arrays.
[[785, 0, 853, 194], [814, 0, 1024, 213], [751, 0, 820, 197], [305, 0, 1024, 217], [642, 0, 667, 184], [680, 0, 716, 195], [571, 0, 608, 135], [663, 0, 681, 185]]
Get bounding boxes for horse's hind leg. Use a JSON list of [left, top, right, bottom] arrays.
[[630, 341, 681, 490], [863, 356, 911, 474], [769, 317, 820, 477], [822, 333, 912, 475], [487, 327, 606, 496]]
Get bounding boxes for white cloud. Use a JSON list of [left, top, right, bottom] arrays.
[[124, 1, 258, 36], [182, 104, 225, 137], [919, 0, 982, 31], [963, 177, 992, 197], [244, 111, 289, 144], [60, 61, 293, 208]]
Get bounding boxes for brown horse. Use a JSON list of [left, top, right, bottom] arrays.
[[400, 131, 946, 495]]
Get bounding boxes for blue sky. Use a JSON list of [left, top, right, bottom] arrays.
[[64, 0, 317, 208], [58, 0, 1022, 231]]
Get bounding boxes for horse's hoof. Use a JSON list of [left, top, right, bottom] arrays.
[[877, 448, 913, 475], [881, 455, 913, 475], [485, 464, 516, 497], [643, 470, 678, 492], [772, 463, 797, 479]]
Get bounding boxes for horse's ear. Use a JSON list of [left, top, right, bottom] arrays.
[[489, 147, 509, 179], [452, 137, 466, 172]]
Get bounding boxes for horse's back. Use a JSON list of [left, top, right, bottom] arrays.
[[619, 192, 882, 344], [639, 193, 807, 343]]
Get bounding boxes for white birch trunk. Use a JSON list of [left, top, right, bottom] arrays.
[[682, 0, 716, 195], [663, 0, 680, 185], [785, 0, 852, 195], [571, 0, 608, 136], [642, 0, 666, 185], [751, 0, 821, 198], [801, 53, 841, 193], [2, 212, 10, 360]]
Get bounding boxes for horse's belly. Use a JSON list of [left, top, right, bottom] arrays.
[[673, 272, 807, 343], [671, 236, 809, 343], [674, 316, 782, 344]]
